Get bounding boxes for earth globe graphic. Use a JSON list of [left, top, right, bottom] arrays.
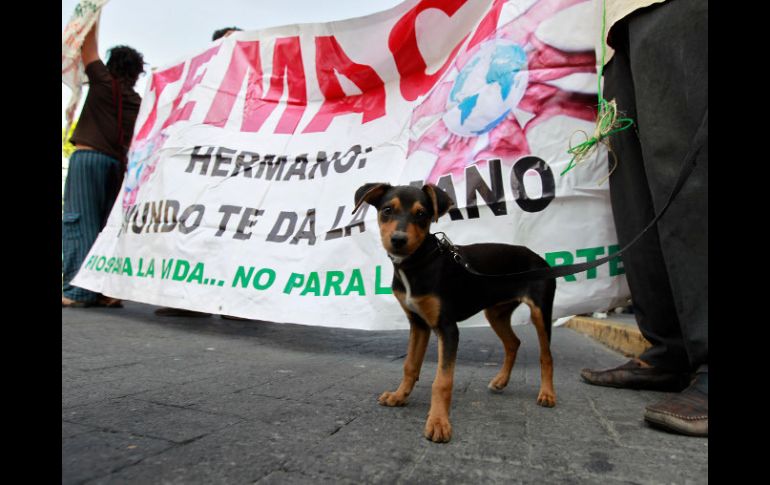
[[443, 40, 528, 137]]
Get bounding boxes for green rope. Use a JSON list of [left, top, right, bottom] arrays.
[[560, 0, 634, 178]]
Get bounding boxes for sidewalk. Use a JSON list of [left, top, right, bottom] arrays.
[[563, 312, 651, 358], [62, 302, 707, 484]]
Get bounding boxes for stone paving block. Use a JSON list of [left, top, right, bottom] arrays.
[[130, 374, 271, 409], [62, 428, 174, 485], [329, 359, 411, 390], [190, 390, 310, 422], [611, 420, 709, 455], [61, 349, 158, 372], [75, 357, 215, 387], [528, 438, 708, 484], [283, 411, 430, 485], [252, 396, 361, 435], [84, 420, 284, 484], [524, 397, 612, 442], [62, 421, 95, 439], [225, 362, 368, 402], [417, 417, 531, 467], [257, 469, 353, 484], [63, 398, 243, 444], [62, 374, 171, 410], [579, 385, 662, 422], [397, 455, 609, 485], [455, 394, 519, 419], [95, 411, 359, 484]]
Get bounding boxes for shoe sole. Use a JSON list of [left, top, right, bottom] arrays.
[[644, 411, 708, 437]]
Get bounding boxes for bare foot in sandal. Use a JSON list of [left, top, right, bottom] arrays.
[[97, 295, 123, 308]]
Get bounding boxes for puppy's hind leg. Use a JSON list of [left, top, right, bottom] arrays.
[[484, 302, 521, 392], [521, 296, 556, 407]]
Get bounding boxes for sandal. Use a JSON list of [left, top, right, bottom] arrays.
[[62, 297, 89, 308], [96, 296, 123, 308]]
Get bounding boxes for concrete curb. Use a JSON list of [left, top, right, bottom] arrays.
[[563, 315, 651, 358]]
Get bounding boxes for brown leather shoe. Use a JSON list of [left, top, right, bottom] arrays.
[[580, 359, 690, 392], [644, 371, 708, 437]]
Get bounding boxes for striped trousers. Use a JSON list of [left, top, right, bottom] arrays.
[[62, 150, 123, 302]]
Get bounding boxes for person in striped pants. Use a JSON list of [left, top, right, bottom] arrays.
[[62, 24, 144, 307]]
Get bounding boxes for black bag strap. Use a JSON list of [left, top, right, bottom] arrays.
[[111, 76, 127, 170]]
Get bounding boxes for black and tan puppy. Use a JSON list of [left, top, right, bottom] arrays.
[[354, 183, 557, 443]]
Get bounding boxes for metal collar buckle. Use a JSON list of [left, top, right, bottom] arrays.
[[434, 232, 453, 251], [433, 232, 464, 264]]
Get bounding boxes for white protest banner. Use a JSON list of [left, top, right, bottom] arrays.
[[72, 0, 629, 330], [62, 0, 110, 139]]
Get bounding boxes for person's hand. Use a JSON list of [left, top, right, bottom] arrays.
[[81, 23, 100, 66]]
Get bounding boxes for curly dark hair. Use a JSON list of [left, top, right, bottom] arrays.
[[106, 45, 145, 86], [212, 27, 242, 41]]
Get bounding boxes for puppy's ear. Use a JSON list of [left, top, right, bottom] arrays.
[[353, 183, 391, 214], [422, 184, 455, 222]]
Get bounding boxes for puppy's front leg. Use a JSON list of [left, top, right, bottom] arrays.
[[379, 311, 430, 407], [424, 321, 458, 443]]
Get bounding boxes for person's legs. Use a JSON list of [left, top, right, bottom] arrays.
[[626, 0, 708, 372], [62, 150, 121, 304], [624, 0, 708, 436], [583, 0, 707, 436], [582, 13, 691, 385]]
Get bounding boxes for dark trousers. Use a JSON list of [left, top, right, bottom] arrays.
[[62, 150, 122, 302], [604, 0, 707, 372]]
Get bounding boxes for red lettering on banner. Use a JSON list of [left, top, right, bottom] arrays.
[[134, 63, 184, 141], [204, 38, 307, 134], [160, 45, 221, 131], [144, 1, 500, 137], [203, 40, 263, 128], [244, 37, 307, 134], [303, 36, 386, 133], [467, 0, 505, 50], [389, 0, 469, 101]]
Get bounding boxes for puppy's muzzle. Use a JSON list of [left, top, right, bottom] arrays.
[[390, 231, 408, 251]]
